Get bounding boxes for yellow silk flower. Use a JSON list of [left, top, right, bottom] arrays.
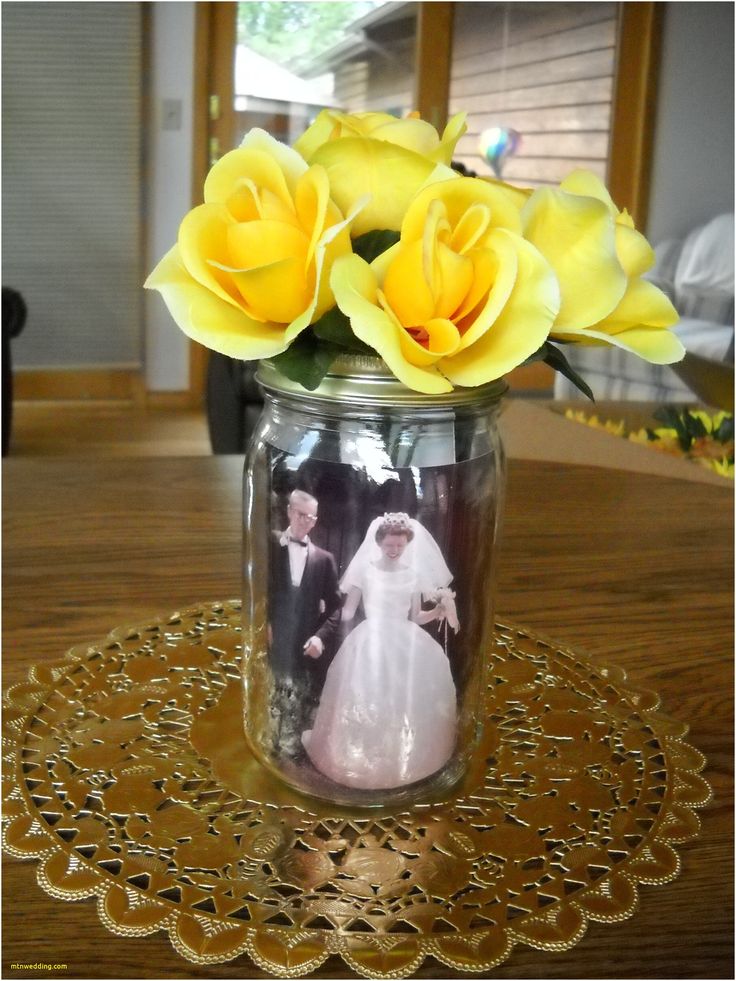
[[522, 170, 684, 364], [330, 177, 560, 393], [294, 110, 467, 237], [145, 128, 354, 360]]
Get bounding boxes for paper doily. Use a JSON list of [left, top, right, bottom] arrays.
[[2, 601, 711, 978]]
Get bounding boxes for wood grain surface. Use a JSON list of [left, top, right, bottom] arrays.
[[2, 456, 733, 979]]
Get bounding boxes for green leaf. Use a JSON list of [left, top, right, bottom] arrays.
[[311, 305, 373, 354], [270, 330, 341, 391], [521, 344, 547, 366], [352, 229, 400, 263], [684, 410, 708, 440], [715, 414, 734, 443], [653, 406, 691, 450], [539, 342, 595, 401], [653, 406, 680, 429]]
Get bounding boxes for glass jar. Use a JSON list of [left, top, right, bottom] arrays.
[[242, 355, 506, 807]]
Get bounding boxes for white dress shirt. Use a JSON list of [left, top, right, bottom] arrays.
[[280, 530, 310, 586], [279, 531, 323, 654]]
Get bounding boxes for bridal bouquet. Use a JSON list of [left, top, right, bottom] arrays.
[[145, 110, 684, 397], [427, 587, 460, 633]]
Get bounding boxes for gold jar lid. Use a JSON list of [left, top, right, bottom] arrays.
[[256, 355, 507, 408]]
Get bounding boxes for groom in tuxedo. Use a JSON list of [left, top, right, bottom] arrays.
[[269, 489, 342, 755]]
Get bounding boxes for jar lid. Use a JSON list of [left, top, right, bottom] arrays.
[[256, 355, 507, 408]]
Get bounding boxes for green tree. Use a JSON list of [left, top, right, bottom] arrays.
[[237, 1, 377, 73]]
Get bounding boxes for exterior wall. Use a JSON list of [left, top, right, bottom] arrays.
[[330, 2, 616, 188], [449, 2, 617, 186], [333, 37, 415, 114]]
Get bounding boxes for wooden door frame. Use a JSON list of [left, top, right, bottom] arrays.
[[414, 2, 454, 132], [187, 1, 663, 403], [608, 2, 664, 231], [189, 2, 239, 407]]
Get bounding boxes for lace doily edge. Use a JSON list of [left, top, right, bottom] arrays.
[[1, 607, 714, 979]]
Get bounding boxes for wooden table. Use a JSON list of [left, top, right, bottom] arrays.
[[2, 455, 733, 979]]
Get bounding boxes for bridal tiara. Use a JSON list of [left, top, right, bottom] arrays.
[[381, 512, 412, 529], [377, 513, 414, 539]]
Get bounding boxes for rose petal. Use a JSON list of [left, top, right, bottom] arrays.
[[552, 325, 686, 364], [144, 246, 289, 359], [596, 277, 678, 333], [397, 315, 461, 367], [294, 110, 466, 169], [310, 137, 438, 236], [522, 187, 627, 330], [293, 109, 340, 160], [224, 257, 310, 324], [402, 177, 522, 244], [440, 232, 559, 386], [383, 240, 435, 327], [559, 169, 618, 214], [451, 248, 499, 326], [615, 224, 655, 278], [295, 165, 331, 269], [177, 204, 241, 308], [331, 254, 453, 393], [454, 239, 516, 349], [435, 112, 468, 164], [370, 116, 450, 157], [205, 145, 300, 209], [225, 220, 310, 270]]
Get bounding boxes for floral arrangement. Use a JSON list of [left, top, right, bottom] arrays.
[[145, 110, 684, 396], [565, 407, 734, 477], [426, 586, 460, 633]]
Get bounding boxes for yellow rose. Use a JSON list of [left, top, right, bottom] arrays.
[[144, 129, 354, 360], [522, 170, 683, 364], [330, 177, 560, 393], [294, 110, 467, 237]]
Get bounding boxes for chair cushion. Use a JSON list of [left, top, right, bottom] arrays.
[[676, 289, 734, 328], [675, 212, 734, 295], [673, 316, 734, 361]]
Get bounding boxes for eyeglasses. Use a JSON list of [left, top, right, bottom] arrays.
[[289, 507, 318, 522]]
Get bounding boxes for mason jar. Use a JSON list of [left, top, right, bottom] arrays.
[[241, 355, 506, 807]]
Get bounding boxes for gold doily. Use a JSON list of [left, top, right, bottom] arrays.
[[2, 601, 711, 978]]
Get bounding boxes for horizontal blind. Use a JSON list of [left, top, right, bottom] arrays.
[[2, 2, 143, 369]]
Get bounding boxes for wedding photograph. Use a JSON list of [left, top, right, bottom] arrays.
[[264, 448, 501, 793], [3, 1, 730, 976]]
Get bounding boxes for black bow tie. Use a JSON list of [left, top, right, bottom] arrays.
[[288, 537, 308, 547]]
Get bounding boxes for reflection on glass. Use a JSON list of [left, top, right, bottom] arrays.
[[234, 1, 416, 145]]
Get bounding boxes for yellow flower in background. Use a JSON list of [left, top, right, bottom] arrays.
[[145, 128, 354, 361], [522, 170, 683, 365], [687, 408, 732, 435], [295, 110, 467, 237], [702, 457, 735, 478], [628, 426, 681, 455], [564, 409, 626, 437], [331, 177, 560, 393]]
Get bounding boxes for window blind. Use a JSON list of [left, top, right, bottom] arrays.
[[2, 2, 143, 370]]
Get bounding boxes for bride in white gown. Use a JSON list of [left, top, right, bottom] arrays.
[[302, 513, 459, 790]]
